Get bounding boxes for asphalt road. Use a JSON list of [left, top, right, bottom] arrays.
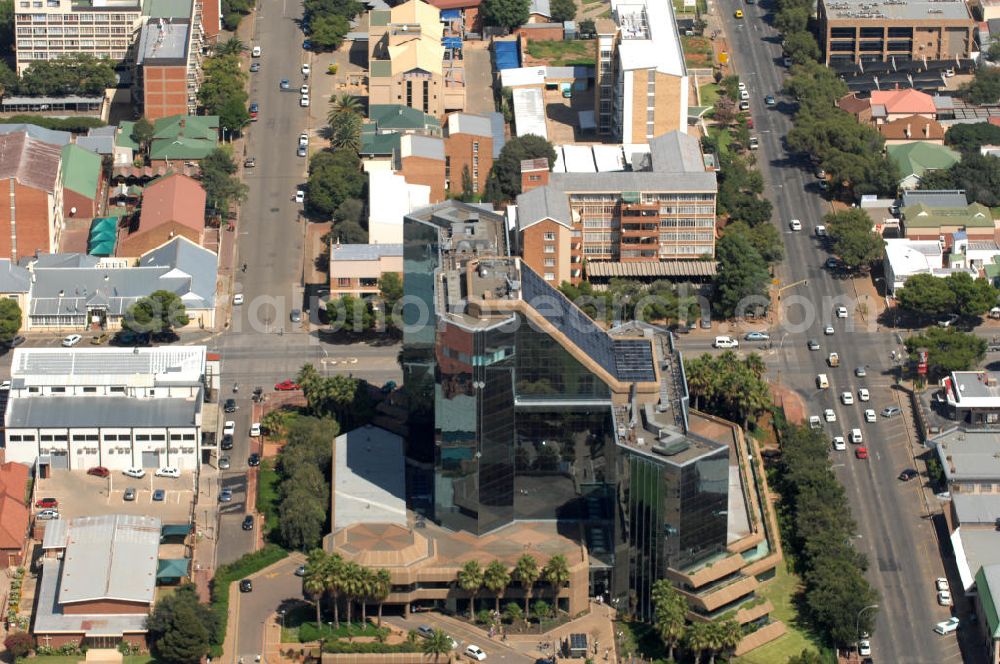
[[233, 553, 307, 662], [705, 3, 965, 661]]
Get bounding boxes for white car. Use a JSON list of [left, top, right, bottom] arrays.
[[789, 219, 802, 231], [740, 89, 750, 100], [934, 617, 959, 635], [832, 436, 846, 451], [858, 640, 871, 656], [250, 422, 262, 437], [301, 63, 311, 75], [295, 190, 305, 204], [738, 81, 747, 91], [155, 466, 180, 478], [849, 428, 863, 444], [223, 420, 236, 436], [298, 133, 309, 147], [0, 380, 10, 391], [815, 225, 827, 237], [836, 306, 849, 318], [300, 95, 310, 107], [62, 334, 83, 347], [864, 408, 876, 423], [123, 467, 146, 479], [823, 325, 834, 335], [233, 293, 244, 305], [713, 336, 739, 349], [936, 577, 950, 592], [938, 590, 953, 606], [809, 415, 821, 429], [300, 84, 309, 95], [824, 408, 836, 422], [251, 45, 262, 57], [841, 391, 854, 405], [465, 645, 486, 661], [858, 388, 870, 401]]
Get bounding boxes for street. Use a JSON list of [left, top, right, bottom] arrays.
[[232, 553, 307, 662], [702, 1, 963, 661]]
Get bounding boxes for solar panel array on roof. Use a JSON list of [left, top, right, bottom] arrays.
[[613, 339, 656, 382]]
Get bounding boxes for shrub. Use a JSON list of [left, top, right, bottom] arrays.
[[4, 632, 32, 660], [3, 114, 105, 133], [476, 609, 494, 625]]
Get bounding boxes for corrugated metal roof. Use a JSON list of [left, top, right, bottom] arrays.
[[34, 559, 148, 636], [136, 173, 207, 236], [649, 131, 705, 174], [587, 260, 718, 277], [6, 396, 200, 428], [0, 260, 30, 293], [0, 123, 71, 146], [75, 135, 115, 156], [12, 345, 206, 382], [488, 112, 506, 158], [331, 243, 404, 261], [447, 113, 492, 138], [0, 131, 62, 193], [513, 88, 547, 139], [401, 134, 445, 160], [60, 144, 102, 200]]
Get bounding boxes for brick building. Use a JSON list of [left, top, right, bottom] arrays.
[[399, 134, 447, 203], [329, 243, 403, 298], [0, 462, 29, 568], [61, 144, 103, 220], [444, 113, 496, 196], [0, 130, 65, 262], [118, 172, 205, 257], [135, 17, 203, 119]]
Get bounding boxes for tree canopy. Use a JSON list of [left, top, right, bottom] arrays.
[[944, 122, 1000, 154], [306, 149, 367, 218], [713, 232, 771, 318], [484, 134, 556, 203], [905, 327, 987, 379], [146, 584, 218, 664], [481, 0, 530, 30], [684, 351, 770, 428], [123, 290, 189, 334], [197, 54, 249, 130], [897, 272, 998, 319], [549, 0, 576, 21], [0, 298, 22, 344], [17, 55, 115, 96], [304, 0, 362, 51], [824, 208, 884, 271], [961, 67, 1000, 105], [200, 147, 248, 216], [917, 152, 1000, 207]]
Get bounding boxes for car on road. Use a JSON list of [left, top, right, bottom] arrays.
[[242, 515, 254, 530], [849, 428, 863, 444], [280, 79, 290, 89], [898, 468, 919, 481], [295, 564, 306, 576], [855, 366, 867, 377], [858, 640, 871, 656], [37, 509, 59, 520], [738, 82, 747, 91], [828, 352, 839, 366], [223, 421, 236, 436], [239, 579, 253, 592], [300, 84, 309, 95], [748, 136, 759, 149], [124, 487, 137, 501], [153, 489, 166, 502], [836, 306, 849, 318], [713, 336, 739, 349], [275, 380, 301, 391], [934, 617, 959, 635], [249, 102, 259, 119], [783, 55, 793, 66], [221, 434, 234, 450], [855, 447, 869, 460], [219, 456, 231, 470], [35, 497, 58, 508], [123, 467, 146, 479], [233, 293, 244, 305], [303, 39, 312, 49], [807, 339, 820, 351], [290, 309, 303, 323], [300, 95, 310, 107], [219, 488, 233, 503], [824, 409, 836, 422], [299, 133, 309, 147], [295, 189, 305, 204], [789, 219, 802, 231], [465, 645, 487, 661], [936, 577, 950, 592], [744, 331, 769, 341], [815, 225, 827, 237], [88, 466, 109, 477], [816, 374, 829, 389], [734, 9, 743, 17], [841, 391, 854, 405], [764, 94, 776, 106], [62, 334, 82, 347], [739, 100, 750, 111], [155, 466, 180, 478], [824, 325, 834, 335], [740, 89, 750, 100], [858, 388, 870, 401], [297, 145, 307, 157], [881, 406, 901, 418], [864, 409, 876, 422], [301, 63, 311, 75], [809, 415, 821, 429], [224, 398, 237, 413], [832, 436, 846, 451], [938, 314, 959, 328], [825, 257, 840, 269], [938, 589, 953, 606], [249, 62, 260, 72], [248, 453, 261, 467], [251, 45, 261, 57], [250, 422, 261, 437]]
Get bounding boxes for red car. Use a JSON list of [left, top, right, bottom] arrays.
[[855, 447, 869, 460], [35, 497, 58, 508], [87, 466, 110, 477], [274, 380, 301, 391]]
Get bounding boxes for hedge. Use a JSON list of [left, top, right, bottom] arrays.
[[209, 544, 289, 657], [321, 640, 421, 654], [3, 115, 105, 133]]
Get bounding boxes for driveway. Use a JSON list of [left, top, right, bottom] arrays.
[[232, 553, 307, 662], [462, 43, 495, 115]]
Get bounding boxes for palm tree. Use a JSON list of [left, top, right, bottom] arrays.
[[371, 568, 392, 627], [514, 554, 540, 618], [714, 620, 743, 664], [650, 579, 687, 661], [215, 36, 247, 56], [457, 560, 484, 620], [684, 622, 713, 664], [329, 112, 362, 152], [341, 561, 365, 625], [702, 622, 726, 664], [542, 555, 570, 609], [303, 549, 329, 628], [421, 629, 453, 664], [323, 552, 346, 628], [483, 561, 511, 614], [358, 566, 374, 624], [327, 93, 362, 126]]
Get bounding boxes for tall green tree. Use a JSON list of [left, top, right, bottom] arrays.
[[549, 0, 576, 21], [323, 552, 346, 627], [330, 112, 362, 152], [372, 568, 392, 626], [684, 621, 713, 664], [123, 290, 189, 334], [905, 327, 987, 379], [309, 13, 352, 51], [481, 0, 529, 30], [824, 208, 884, 271], [421, 629, 454, 663], [307, 149, 367, 218], [146, 584, 218, 664], [215, 36, 246, 56], [17, 54, 115, 96], [651, 579, 687, 661], [484, 560, 511, 614], [303, 549, 329, 628], [514, 554, 540, 616], [0, 0, 13, 56], [542, 554, 570, 605], [787, 650, 824, 664], [131, 116, 155, 157], [457, 560, 484, 619], [961, 67, 1000, 105], [200, 146, 248, 214], [341, 561, 365, 625], [713, 232, 770, 318], [328, 93, 363, 125], [918, 152, 1000, 207], [484, 134, 556, 203], [945, 122, 1000, 153], [0, 298, 21, 343], [896, 273, 956, 317]]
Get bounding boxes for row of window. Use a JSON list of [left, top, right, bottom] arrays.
[[8, 432, 196, 442], [18, 25, 131, 34], [18, 12, 136, 20]]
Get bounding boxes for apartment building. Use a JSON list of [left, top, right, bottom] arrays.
[[817, 0, 974, 65], [444, 113, 496, 196], [594, 0, 688, 141], [368, 0, 465, 118], [134, 16, 203, 119], [515, 131, 717, 285]]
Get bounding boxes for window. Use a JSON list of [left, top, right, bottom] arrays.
[[544, 245, 555, 254], [423, 80, 429, 113], [82, 386, 96, 393], [152, 434, 166, 441], [110, 386, 125, 393], [50, 387, 65, 393], [406, 81, 412, 107], [337, 277, 352, 287], [529, 175, 541, 182], [544, 272, 555, 281], [473, 141, 479, 155], [543, 232, 556, 241], [544, 258, 556, 267]]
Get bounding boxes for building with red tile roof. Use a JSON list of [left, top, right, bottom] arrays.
[[870, 89, 937, 124], [118, 173, 206, 258], [880, 115, 946, 145], [0, 461, 29, 567]]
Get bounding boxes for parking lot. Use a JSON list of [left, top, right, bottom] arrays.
[[33, 469, 195, 523]]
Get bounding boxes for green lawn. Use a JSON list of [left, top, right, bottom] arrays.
[[735, 564, 824, 664], [256, 458, 281, 535], [708, 125, 733, 158], [524, 40, 596, 67], [699, 83, 721, 106], [672, 0, 707, 13]]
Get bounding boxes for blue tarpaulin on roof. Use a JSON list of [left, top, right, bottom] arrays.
[[494, 41, 519, 71], [443, 36, 462, 49], [441, 9, 461, 19]]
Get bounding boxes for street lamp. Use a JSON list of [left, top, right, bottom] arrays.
[[855, 603, 879, 642]]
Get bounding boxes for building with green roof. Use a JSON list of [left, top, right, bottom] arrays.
[[149, 115, 219, 162], [116, 121, 140, 151], [60, 143, 103, 218], [887, 142, 961, 189], [367, 105, 441, 134], [974, 565, 1000, 659], [901, 202, 995, 243]]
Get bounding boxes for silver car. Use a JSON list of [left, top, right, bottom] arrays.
[[219, 456, 231, 470]]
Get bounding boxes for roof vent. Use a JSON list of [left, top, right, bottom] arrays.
[[652, 440, 690, 456]]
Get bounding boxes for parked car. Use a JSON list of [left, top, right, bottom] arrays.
[[153, 489, 166, 502], [275, 380, 300, 391], [35, 497, 58, 508], [6, 335, 25, 348], [219, 488, 233, 503], [250, 422, 262, 437], [62, 334, 83, 347], [858, 640, 871, 656], [936, 577, 950, 592], [881, 406, 901, 418], [295, 564, 306, 576], [300, 84, 309, 95], [239, 579, 253, 592], [37, 509, 59, 520], [249, 102, 259, 119], [223, 421, 236, 436], [765, 94, 776, 106], [249, 62, 260, 72], [87, 466, 110, 477], [301, 63, 311, 75], [234, 293, 245, 305], [299, 133, 309, 147], [295, 190, 305, 204], [219, 456, 231, 470], [251, 45, 261, 57], [465, 646, 487, 661], [242, 515, 255, 530], [224, 398, 237, 413], [938, 314, 960, 328], [934, 617, 959, 635], [297, 145, 307, 157], [123, 467, 146, 479], [124, 487, 137, 501], [938, 590, 953, 606], [744, 331, 769, 341], [220, 434, 234, 450], [155, 466, 180, 478], [248, 453, 261, 467], [300, 95, 310, 107], [898, 468, 919, 481]]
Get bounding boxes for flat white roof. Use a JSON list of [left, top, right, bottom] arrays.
[[500, 66, 547, 88], [884, 238, 942, 277], [612, 0, 685, 76], [334, 425, 406, 530], [368, 170, 431, 230], [513, 88, 548, 140], [11, 346, 206, 387]]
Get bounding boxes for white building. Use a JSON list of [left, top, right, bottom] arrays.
[[3, 346, 207, 472], [883, 238, 979, 293], [367, 170, 430, 245]]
